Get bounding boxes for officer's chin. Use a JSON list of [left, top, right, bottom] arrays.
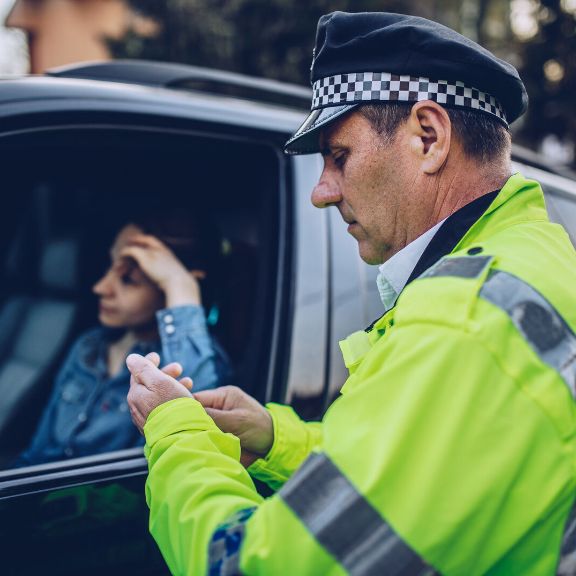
[[357, 243, 390, 266]]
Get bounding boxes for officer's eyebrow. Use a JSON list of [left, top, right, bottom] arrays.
[[320, 138, 348, 157]]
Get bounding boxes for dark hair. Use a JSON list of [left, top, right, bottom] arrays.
[[358, 102, 511, 163], [130, 209, 219, 272], [126, 207, 221, 306]]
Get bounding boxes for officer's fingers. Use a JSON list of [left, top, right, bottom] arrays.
[[128, 401, 145, 435], [127, 382, 146, 434], [145, 352, 161, 367], [161, 362, 183, 379], [193, 388, 228, 410], [179, 377, 193, 390], [202, 406, 244, 436], [126, 354, 175, 390]]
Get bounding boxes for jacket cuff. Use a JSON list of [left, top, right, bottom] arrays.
[[156, 305, 208, 340], [248, 403, 311, 489], [144, 397, 217, 449]]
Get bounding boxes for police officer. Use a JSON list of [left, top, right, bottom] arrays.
[[127, 12, 576, 575]]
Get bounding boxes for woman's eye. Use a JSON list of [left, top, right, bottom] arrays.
[[120, 273, 137, 286]]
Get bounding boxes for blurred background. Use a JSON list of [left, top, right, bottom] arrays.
[[0, 0, 575, 168]]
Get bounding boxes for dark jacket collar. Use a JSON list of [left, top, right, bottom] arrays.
[[407, 191, 499, 284], [365, 190, 499, 332]]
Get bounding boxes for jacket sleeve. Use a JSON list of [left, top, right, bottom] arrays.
[[247, 403, 322, 491], [156, 305, 229, 392], [144, 319, 574, 576]]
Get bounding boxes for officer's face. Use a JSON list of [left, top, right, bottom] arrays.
[[312, 111, 417, 265]]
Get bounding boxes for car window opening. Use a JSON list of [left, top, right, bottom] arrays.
[[0, 127, 283, 470]]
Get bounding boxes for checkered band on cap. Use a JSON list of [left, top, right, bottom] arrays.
[[312, 72, 507, 125]]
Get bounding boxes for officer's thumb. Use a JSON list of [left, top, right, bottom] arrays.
[[194, 388, 228, 410], [202, 406, 239, 434]]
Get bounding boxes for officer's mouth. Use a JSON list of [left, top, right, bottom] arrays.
[[347, 222, 359, 234]]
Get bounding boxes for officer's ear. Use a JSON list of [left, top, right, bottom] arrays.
[[406, 101, 451, 175]]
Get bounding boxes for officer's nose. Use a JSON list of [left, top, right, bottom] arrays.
[[311, 171, 342, 208]]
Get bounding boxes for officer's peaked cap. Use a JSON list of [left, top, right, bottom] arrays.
[[285, 11, 528, 155]]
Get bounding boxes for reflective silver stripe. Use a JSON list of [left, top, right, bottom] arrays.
[[423, 258, 576, 573], [208, 507, 255, 576], [280, 452, 435, 576], [480, 270, 576, 398], [558, 507, 576, 575], [420, 255, 493, 280]]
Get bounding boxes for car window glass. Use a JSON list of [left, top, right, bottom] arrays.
[[0, 127, 283, 470]]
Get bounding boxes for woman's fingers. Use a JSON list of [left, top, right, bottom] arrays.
[[126, 233, 167, 251], [119, 245, 150, 261]]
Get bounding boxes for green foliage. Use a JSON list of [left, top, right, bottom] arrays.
[[108, 0, 576, 166], [109, 0, 417, 84], [515, 0, 576, 161]]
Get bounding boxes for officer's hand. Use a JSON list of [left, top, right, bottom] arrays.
[[193, 386, 273, 468], [126, 352, 193, 434]]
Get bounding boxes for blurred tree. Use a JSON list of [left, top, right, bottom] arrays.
[[108, 0, 429, 83], [108, 0, 576, 166], [513, 0, 576, 164]]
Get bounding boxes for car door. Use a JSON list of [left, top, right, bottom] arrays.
[[0, 74, 330, 574]]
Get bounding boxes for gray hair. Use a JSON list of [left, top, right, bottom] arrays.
[[359, 102, 511, 163]]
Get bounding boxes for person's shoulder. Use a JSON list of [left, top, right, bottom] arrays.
[[396, 253, 494, 330]]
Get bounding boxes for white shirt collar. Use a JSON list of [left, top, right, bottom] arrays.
[[376, 218, 446, 312]]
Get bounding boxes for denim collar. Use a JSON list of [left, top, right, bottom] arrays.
[[79, 328, 159, 379]]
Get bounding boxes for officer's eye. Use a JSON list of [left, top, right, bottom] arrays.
[[333, 152, 347, 169]]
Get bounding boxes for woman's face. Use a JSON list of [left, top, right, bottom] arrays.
[[93, 225, 164, 330]]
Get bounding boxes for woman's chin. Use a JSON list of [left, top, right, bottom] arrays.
[[98, 313, 123, 328]]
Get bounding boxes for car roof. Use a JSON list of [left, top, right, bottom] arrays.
[[1, 60, 576, 180], [0, 61, 310, 134]]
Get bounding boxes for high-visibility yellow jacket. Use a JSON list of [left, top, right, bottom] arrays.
[[143, 173, 576, 575]]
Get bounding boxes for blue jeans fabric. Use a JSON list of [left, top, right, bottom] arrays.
[[15, 305, 231, 467]]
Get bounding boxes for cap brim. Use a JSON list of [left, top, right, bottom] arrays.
[[284, 104, 359, 155]]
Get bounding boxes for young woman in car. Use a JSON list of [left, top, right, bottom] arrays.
[[15, 210, 230, 467]]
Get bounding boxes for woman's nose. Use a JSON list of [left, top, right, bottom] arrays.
[[311, 172, 342, 208], [93, 272, 113, 296]]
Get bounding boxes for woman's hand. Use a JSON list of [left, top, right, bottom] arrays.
[[120, 233, 202, 307]]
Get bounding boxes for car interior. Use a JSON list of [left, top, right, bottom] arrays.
[[0, 126, 285, 468]]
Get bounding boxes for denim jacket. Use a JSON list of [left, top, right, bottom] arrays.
[[16, 305, 231, 467]]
